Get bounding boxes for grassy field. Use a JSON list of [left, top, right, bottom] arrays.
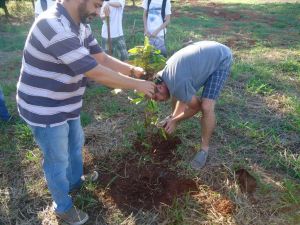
[[0, 0, 300, 224]]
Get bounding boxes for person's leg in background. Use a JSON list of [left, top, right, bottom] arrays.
[[0, 88, 11, 121], [114, 36, 128, 62], [149, 36, 167, 57]]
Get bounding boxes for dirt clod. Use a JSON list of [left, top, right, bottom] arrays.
[[212, 198, 235, 215]]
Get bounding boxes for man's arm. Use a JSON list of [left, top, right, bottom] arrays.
[[151, 14, 171, 37], [92, 52, 143, 78], [164, 96, 201, 134], [101, 1, 122, 19], [172, 96, 201, 123], [85, 63, 155, 97]]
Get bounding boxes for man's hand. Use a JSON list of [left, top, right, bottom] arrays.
[[144, 30, 151, 37], [103, 3, 110, 17], [151, 29, 160, 37], [133, 66, 145, 78], [157, 115, 171, 128], [135, 80, 155, 98], [164, 117, 177, 134]]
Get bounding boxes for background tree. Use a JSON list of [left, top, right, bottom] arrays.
[[0, 0, 10, 18]]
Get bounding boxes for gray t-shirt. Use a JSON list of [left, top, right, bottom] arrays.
[[162, 41, 232, 103]]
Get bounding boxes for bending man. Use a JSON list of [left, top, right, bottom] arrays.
[[153, 41, 233, 170]]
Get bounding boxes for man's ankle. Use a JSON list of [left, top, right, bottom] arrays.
[[201, 147, 209, 152]]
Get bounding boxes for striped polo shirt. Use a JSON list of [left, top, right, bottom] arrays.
[[17, 3, 102, 127]]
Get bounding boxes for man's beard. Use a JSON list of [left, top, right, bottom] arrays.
[[78, 2, 97, 24]]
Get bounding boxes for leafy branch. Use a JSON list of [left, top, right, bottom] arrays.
[[128, 36, 166, 80]]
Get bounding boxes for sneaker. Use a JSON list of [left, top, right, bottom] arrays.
[[70, 171, 99, 194], [190, 150, 208, 170], [56, 206, 89, 225], [81, 170, 99, 182]]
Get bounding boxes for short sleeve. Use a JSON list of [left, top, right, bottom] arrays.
[[35, 0, 43, 15], [142, 0, 147, 10], [85, 25, 102, 55], [87, 34, 102, 55], [165, 0, 171, 15], [46, 32, 98, 75], [173, 80, 196, 103], [110, 0, 125, 8]]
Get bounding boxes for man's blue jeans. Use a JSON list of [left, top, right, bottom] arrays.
[[29, 118, 84, 213], [0, 89, 11, 121]]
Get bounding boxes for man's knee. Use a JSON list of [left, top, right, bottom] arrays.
[[201, 100, 215, 115]]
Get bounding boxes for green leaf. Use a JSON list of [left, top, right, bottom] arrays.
[[128, 46, 143, 54], [131, 97, 144, 105], [160, 128, 168, 140]]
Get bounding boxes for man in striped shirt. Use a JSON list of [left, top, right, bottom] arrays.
[[16, 0, 155, 224]]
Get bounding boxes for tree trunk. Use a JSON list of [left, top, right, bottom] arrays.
[[0, 0, 9, 18], [31, 0, 35, 10], [105, 16, 112, 56]]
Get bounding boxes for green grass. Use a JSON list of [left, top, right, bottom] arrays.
[[80, 111, 93, 127]]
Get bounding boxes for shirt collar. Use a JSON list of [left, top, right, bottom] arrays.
[[56, 2, 81, 34]]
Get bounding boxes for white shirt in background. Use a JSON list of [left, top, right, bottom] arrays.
[[142, 0, 171, 37], [101, 0, 125, 38], [35, 0, 56, 17]]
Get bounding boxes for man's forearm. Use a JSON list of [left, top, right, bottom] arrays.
[[172, 106, 200, 123], [92, 53, 132, 76], [85, 64, 138, 89], [153, 15, 170, 35], [172, 96, 202, 123]]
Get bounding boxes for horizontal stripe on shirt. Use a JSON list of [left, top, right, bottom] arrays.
[[20, 71, 86, 92], [17, 97, 82, 115], [18, 82, 86, 100], [18, 90, 83, 107], [24, 50, 75, 75], [23, 63, 85, 84], [18, 104, 81, 127], [36, 19, 57, 41]]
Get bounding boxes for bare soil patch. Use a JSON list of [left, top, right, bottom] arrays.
[[100, 162, 198, 210], [134, 133, 182, 162], [225, 34, 257, 49], [88, 134, 199, 211], [200, 2, 276, 24]]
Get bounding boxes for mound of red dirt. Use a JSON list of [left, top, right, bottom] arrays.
[[100, 161, 198, 210]]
